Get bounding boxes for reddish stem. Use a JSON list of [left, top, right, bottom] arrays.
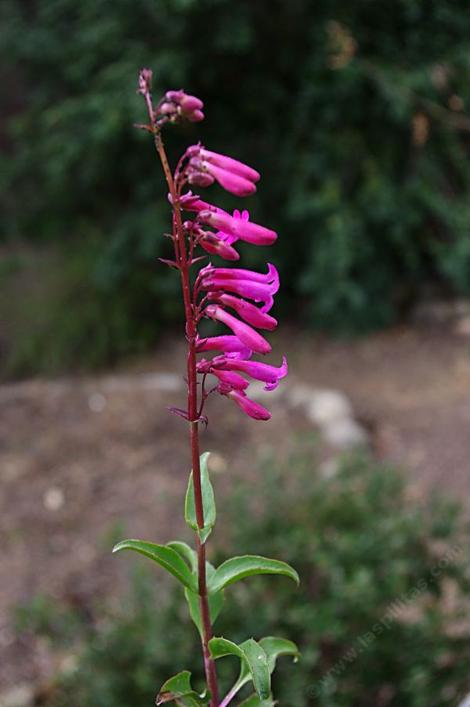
[[152, 128, 220, 706]]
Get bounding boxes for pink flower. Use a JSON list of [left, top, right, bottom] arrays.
[[225, 389, 271, 421], [195, 335, 252, 356], [184, 146, 259, 196], [199, 149, 260, 183], [204, 305, 271, 354], [203, 262, 279, 285], [202, 162, 257, 197], [211, 369, 249, 390], [214, 209, 249, 245], [188, 171, 215, 188], [198, 233, 240, 261], [198, 209, 277, 246], [216, 356, 288, 391], [181, 195, 228, 215], [187, 157, 256, 197], [209, 293, 277, 330], [201, 268, 279, 313]]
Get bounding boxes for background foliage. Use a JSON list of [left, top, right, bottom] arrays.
[[17, 448, 470, 706], [1, 0, 470, 372]]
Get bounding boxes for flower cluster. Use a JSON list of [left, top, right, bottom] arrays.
[[131, 71, 299, 707], [158, 90, 205, 123], [136, 66, 288, 422], [173, 140, 287, 420]]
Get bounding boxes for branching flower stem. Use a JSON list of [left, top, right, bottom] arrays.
[[144, 107, 219, 705]]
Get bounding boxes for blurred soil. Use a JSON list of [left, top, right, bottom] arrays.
[[1, 321, 470, 691]]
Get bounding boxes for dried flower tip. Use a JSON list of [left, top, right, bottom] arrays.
[[138, 68, 152, 95]]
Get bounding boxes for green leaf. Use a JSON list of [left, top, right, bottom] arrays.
[[184, 587, 224, 637], [259, 636, 300, 673], [167, 541, 198, 573], [113, 540, 197, 592], [208, 555, 299, 594], [185, 452, 216, 544], [167, 541, 225, 635], [156, 671, 208, 706], [209, 637, 270, 700], [235, 636, 300, 694]]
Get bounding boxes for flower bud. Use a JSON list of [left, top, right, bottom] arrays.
[[205, 305, 271, 354], [226, 390, 271, 420]]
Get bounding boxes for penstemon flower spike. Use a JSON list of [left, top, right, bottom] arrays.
[[113, 67, 300, 707]]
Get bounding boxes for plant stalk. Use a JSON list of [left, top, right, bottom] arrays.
[[153, 130, 220, 706]]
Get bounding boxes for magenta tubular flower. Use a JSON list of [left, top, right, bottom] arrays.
[[209, 293, 277, 330], [203, 263, 279, 285], [201, 277, 278, 313], [211, 369, 249, 390], [204, 305, 271, 354], [187, 155, 256, 197], [195, 335, 252, 356], [198, 210, 277, 246], [199, 149, 260, 183], [225, 389, 271, 421], [217, 356, 288, 391], [188, 171, 215, 188], [202, 162, 257, 197], [181, 196, 226, 215], [214, 209, 249, 245], [199, 233, 240, 261]]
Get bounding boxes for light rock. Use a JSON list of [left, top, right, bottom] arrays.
[[0, 684, 35, 707], [323, 417, 368, 450], [43, 486, 65, 511], [141, 373, 183, 392], [320, 459, 340, 479], [306, 390, 353, 426], [454, 315, 470, 337], [88, 392, 107, 412], [208, 452, 227, 474], [102, 373, 182, 393], [458, 695, 470, 707], [288, 384, 317, 407]]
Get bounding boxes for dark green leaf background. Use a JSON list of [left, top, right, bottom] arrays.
[[1, 0, 470, 372]]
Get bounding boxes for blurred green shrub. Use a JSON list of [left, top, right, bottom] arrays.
[[18, 447, 470, 706], [1, 0, 470, 372], [0, 0, 470, 371]]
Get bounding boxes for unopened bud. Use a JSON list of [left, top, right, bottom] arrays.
[[158, 102, 177, 116], [187, 109, 205, 122], [180, 95, 204, 113]]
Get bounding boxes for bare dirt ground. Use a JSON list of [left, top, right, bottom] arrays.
[[1, 322, 470, 692]]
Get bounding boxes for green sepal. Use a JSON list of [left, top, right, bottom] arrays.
[[167, 541, 225, 636], [209, 637, 270, 700], [156, 671, 208, 706], [208, 555, 299, 594], [112, 540, 197, 592], [185, 452, 216, 544]]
